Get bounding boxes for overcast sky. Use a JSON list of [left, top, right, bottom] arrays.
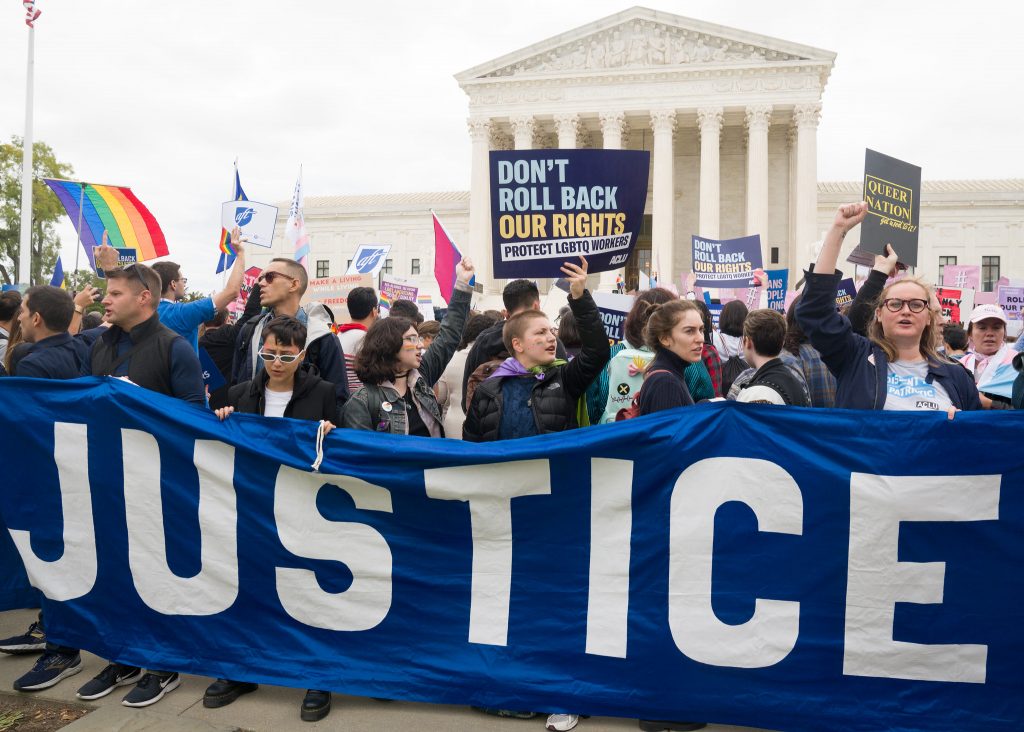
[[2, 1, 1021, 292]]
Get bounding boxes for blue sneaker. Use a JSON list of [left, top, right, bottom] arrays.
[[121, 672, 180, 708], [0, 620, 47, 654], [13, 650, 82, 691]]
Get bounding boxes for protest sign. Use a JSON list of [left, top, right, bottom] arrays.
[[301, 274, 374, 313], [221, 200, 278, 248], [8, 380, 1022, 731], [707, 301, 723, 330], [417, 295, 435, 322], [346, 244, 392, 276], [936, 288, 965, 324], [379, 276, 418, 314], [229, 265, 263, 316], [591, 292, 634, 343], [94, 248, 137, 279], [691, 235, 763, 289], [489, 149, 650, 278], [998, 286, 1024, 320], [835, 278, 857, 310], [766, 269, 788, 313], [942, 265, 981, 291], [848, 149, 922, 268]]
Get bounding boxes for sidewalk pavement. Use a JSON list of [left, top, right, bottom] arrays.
[[0, 608, 766, 732]]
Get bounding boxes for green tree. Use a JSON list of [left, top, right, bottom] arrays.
[[0, 137, 75, 286], [66, 268, 106, 293]]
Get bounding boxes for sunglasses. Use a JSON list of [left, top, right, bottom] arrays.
[[258, 350, 304, 364], [882, 298, 929, 313], [122, 264, 150, 292], [258, 271, 297, 285]]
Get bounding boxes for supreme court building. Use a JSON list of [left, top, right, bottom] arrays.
[[256, 7, 1023, 304]]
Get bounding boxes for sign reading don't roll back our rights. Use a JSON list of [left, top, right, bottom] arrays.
[[489, 149, 650, 279], [848, 149, 922, 268]]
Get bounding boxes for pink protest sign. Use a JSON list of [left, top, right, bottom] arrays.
[[997, 286, 1024, 320], [942, 265, 981, 291]]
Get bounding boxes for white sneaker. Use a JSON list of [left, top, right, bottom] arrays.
[[546, 713, 580, 731]]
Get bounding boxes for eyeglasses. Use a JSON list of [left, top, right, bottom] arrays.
[[402, 335, 424, 345], [258, 350, 304, 363], [882, 298, 929, 313], [177, 277, 188, 286], [258, 271, 296, 285]]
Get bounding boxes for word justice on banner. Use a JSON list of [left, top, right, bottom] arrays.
[[0, 379, 1022, 732]]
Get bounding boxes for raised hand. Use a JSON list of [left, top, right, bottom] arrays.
[[560, 256, 589, 300], [832, 202, 869, 233], [872, 243, 900, 276], [230, 226, 246, 257], [74, 285, 99, 309], [456, 257, 475, 285], [93, 230, 119, 272]]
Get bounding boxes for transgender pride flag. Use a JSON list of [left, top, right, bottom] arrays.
[[432, 210, 468, 304], [286, 169, 310, 269]]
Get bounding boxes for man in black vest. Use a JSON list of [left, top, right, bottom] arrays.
[[74, 263, 205, 708]]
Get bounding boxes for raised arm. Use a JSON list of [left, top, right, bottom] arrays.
[[212, 228, 247, 311], [559, 257, 611, 399]]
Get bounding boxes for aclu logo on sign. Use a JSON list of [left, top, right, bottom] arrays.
[[347, 244, 392, 276], [234, 207, 256, 227]]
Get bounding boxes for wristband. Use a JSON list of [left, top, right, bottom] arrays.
[[74, 306, 85, 314]]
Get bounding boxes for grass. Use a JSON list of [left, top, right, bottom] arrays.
[[0, 710, 25, 732]]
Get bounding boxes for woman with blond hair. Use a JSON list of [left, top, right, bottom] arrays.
[[796, 202, 979, 413]]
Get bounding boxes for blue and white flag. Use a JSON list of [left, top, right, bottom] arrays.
[[1, 378, 1022, 732]]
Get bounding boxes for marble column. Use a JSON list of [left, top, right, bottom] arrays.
[[510, 115, 535, 150], [792, 103, 821, 276], [467, 116, 496, 293], [554, 113, 580, 149], [599, 112, 628, 291], [745, 105, 772, 258], [650, 109, 677, 288], [697, 106, 724, 240]]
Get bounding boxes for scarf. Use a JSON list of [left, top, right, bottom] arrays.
[[486, 357, 590, 427]]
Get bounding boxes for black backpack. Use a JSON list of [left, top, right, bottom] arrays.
[[721, 355, 748, 396]]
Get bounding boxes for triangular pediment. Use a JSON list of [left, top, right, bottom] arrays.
[[456, 6, 835, 83]]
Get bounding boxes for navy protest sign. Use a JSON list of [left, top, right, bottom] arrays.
[[489, 149, 650, 278], [94, 248, 137, 279], [691, 235, 763, 289], [849, 149, 922, 268], [766, 269, 788, 313], [592, 292, 634, 343], [835, 278, 857, 309]]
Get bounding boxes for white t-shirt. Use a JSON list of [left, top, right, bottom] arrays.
[[883, 360, 952, 412], [264, 389, 293, 418]]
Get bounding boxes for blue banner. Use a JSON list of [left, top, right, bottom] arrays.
[[1, 377, 1022, 732], [592, 292, 634, 344], [836, 277, 858, 309], [489, 149, 650, 278], [691, 235, 763, 289], [766, 269, 788, 313]]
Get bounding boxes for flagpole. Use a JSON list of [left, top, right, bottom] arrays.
[[18, 23, 36, 286], [73, 183, 85, 276]]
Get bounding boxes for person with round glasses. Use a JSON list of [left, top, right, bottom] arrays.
[[796, 202, 980, 413], [342, 259, 475, 435]]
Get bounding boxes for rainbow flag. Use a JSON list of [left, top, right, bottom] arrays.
[[217, 166, 248, 274], [379, 291, 393, 310], [44, 179, 167, 270]]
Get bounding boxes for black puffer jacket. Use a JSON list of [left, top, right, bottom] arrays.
[[463, 290, 610, 442], [227, 362, 339, 423]]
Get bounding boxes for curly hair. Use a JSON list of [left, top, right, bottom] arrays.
[[623, 287, 675, 348], [353, 316, 416, 385], [644, 300, 701, 352]]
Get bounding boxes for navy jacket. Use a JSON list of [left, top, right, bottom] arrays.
[[638, 347, 696, 416], [795, 270, 981, 411], [14, 333, 91, 380]]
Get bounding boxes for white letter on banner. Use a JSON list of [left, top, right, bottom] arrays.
[[424, 460, 551, 646], [586, 458, 633, 658], [669, 457, 802, 667], [843, 473, 998, 683], [123, 430, 238, 615], [9, 422, 97, 601], [275, 466, 393, 631]]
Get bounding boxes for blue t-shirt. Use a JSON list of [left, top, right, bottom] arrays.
[[157, 298, 216, 353]]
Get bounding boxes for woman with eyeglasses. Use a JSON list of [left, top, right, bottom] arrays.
[[341, 259, 475, 435], [796, 202, 980, 413]]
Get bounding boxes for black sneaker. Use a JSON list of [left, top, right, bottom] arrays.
[[122, 672, 180, 708], [204, 678, 259, 708], [301, 689, 331, 722], [76, 663, 143, 700], [13, 651, 82, 691], [0, 621, 46, 654]]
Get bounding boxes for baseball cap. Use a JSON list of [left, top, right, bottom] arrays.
[[968, 303, 1008, 325]]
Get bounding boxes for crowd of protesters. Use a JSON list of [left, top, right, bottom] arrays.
[[1, 203, 1022, 731]]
